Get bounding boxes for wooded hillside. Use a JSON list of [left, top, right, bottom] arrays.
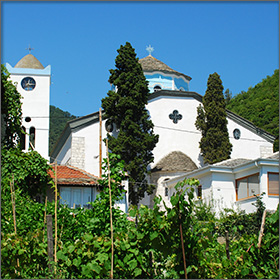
[[226, 69, 279, 151], [49, 105, 77, 153]]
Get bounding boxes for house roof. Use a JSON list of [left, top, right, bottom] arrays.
[[152, 151, 198, 172], [14, 54, 44, 69], [49, 165, 99, 186], [139, 55, 192, 81], [165, 152, 279, 187], [214, 158, 252, 168]]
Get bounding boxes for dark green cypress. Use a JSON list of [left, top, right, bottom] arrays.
[[102, 42, 159, 205], [195, 72, 232, 164]]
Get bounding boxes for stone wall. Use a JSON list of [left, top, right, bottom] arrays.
[[71, 136, 85, 169]]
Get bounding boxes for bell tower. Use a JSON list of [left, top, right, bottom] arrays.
[[6, 52, 51, 160]]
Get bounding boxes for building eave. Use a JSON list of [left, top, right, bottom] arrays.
[[226, 109, 275, 143], [165, 155, 279, 188], [148, 90, 203, 102]]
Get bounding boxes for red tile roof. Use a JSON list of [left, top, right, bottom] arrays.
[[49, 165, 99, 186]]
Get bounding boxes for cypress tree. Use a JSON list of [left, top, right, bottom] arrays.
[[195, 72, 232, 164], [101, 42, 159, 205]]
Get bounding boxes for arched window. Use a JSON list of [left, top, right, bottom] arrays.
[[29, 127, 35, 149], [154, 85, 162, 92], [20, 126, 26, 150]]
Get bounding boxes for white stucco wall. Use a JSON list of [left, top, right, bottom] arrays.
[[147, 96, 202, 168], [10, 73, 50, 160], [73, 120, 107, 176], [227, 118, 273, 160]]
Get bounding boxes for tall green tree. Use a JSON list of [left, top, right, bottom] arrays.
[[195, 72, 232, 164], [224, 88, 232, 105], [1, 64, 23, 148], [101, 42, 159, 205]]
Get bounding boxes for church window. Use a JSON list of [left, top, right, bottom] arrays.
[[105, 120, 114, 132], [25, 117, 31, 122], [233, 128, 241, 140], [154, 85, 162, 92], [236, 173, 259, 200], [20, 126, 26, 150], [164, 178, 170, 196], [268, 172, 279, 196], [169, 110, 182, 124], [29, 127, 35, 149]]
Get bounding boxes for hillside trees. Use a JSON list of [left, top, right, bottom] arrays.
[[227, 69, 279, 151], [101, 42, 159, 205], [49, 105, 77, 153], [195, 72, 232, 164]]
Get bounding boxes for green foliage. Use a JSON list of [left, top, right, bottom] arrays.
[[49, 105, 77, 153], [1, 64, 23, 149], [1, 148, 53, 198], [1, 170, 279, 279], [101, 42, 159, 205], [224, 88, 232, 105], [195, 72, 232, 164], [227, 69, 279, 151]]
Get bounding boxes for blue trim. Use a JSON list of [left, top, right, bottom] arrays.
[[6, 63, 51, 76]]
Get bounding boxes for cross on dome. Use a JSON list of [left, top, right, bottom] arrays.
[[26, 44, 34, 54], [146, 44, 154, 56]]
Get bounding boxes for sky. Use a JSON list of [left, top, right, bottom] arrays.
[[1, 1, 279, 117]]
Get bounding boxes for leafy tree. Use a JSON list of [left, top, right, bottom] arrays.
[[227, 69, 279, 152], [1, 148, 53, 198], [101, 42, 159, 205], [224, 88, 232, 105], [195, 72, 232, 164], [1, 64, 23, 149]]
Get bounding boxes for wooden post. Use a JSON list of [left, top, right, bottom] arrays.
[[178, 202, 187, 279], [99, 108, 102, 178], [10, 174, 20, 270], [46, 215, 54, 273], [225, 230, 231, 260], [106, 139, 114, 279], [258, 210, 267, 249], [43, 196, 48, 243], [10, 174, 17, 235], [54, 162, 58, 265]]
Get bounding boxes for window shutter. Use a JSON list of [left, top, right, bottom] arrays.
[[268, 173, 279, 195]]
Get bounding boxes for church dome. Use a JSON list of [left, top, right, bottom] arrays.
[[139, 55, 191, 81], [14, 54, 44, 69], [152, 151, 198, 172], [139, 55, 191, 92]]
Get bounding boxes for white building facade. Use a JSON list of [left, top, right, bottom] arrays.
[[165, 153, 279, 215], [6, 54, 51, 160], [50, 54, 277, 213]]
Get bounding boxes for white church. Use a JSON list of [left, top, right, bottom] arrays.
[[6, 49, 279, 214]]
